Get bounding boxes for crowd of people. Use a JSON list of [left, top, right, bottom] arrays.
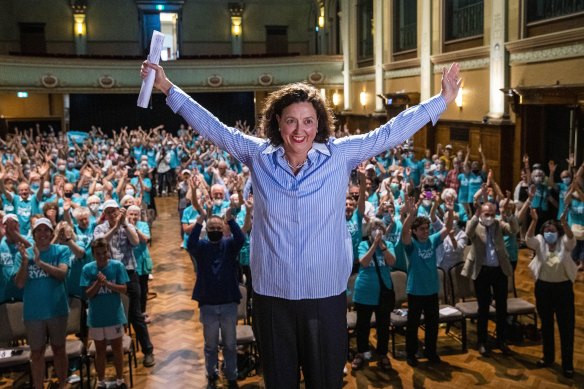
[[1, 77, 583, 388]]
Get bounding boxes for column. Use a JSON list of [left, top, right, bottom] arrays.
[[420, 0, 432, 101], [488, 0, 507, 119], [373, 0, 383, 112], [340, 0, 352, 111]]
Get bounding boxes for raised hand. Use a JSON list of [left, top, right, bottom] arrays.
[[440, 63, 461, 104], [140, 61, 173, 95], [530, 207, 538, 221]]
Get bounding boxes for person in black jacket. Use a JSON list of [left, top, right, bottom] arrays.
[[187, 204, 244, 389]]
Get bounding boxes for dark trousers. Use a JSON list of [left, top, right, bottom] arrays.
[[138, 274, 149, 314], [406, 293, 439, 358], [253, 292, 347, 389], [535, 279, 574, 370], [354, 289, 394, 355], [474, 266, 508, 345], [127, 271, 153, 354]]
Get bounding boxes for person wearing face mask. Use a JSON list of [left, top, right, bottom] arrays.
[[0, 178, 34, 235], [346, 168, 366, 274], [462, 203, 514, 357], [526, 210, 576, 379], [529, 168, 551, 230], [209, 184, 230, 217], [467, 144, 488, 213], [350, 219, 396, 371], [401, 197, 454, 367], [86, 195, 102, 221], [548, 159, 573, 223], [187, 203, 244, 389], [127, 205, 153, 322]]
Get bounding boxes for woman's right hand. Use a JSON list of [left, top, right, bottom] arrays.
[[140, 61, 173, 96]]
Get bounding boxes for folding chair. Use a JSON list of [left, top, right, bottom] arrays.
[[492, 272, 537, 328], [388, 271, 407, 356], [0, 301, 31, 380], [436, 267, 466, 351]]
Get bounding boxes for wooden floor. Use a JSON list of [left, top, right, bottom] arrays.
[[2, 196, 584, 388]]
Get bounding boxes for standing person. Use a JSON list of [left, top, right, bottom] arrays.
[[350, 219, 396, 371], [81, 238, 130, 389], [127, 205, 153, 321], [462, 203, 514, 356], [187, 204, 244, 389], [526, 209, 576, 379], [0, 214, 30, 303], [93, 200, 155, 367], [401, 197, 453, 366], [141, 60, 461, 389], [14, 218, 71, 389]]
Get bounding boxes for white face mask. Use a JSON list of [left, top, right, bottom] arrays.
[[481, 216, 495, 227], [89, 204, 99, 213], [422, 199, 432, 207]]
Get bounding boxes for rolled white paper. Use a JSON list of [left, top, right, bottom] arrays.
[[137, 30, 166, 108]]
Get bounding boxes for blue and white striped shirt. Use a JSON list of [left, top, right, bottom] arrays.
[[167, 86, 446, 299]]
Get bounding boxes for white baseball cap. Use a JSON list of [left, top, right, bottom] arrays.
[[366, 164, 375, 171], [181, 169, 192, 176], [102, 199, 119, 210], [2, 214, 19, 224], [33, 218, 54, 231]]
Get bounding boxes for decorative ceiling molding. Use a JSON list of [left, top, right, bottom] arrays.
[[0, 55, 343, 93], [506, 27, 584, 53], [509, 43, 584, 65], [431, 46, 490, 65]]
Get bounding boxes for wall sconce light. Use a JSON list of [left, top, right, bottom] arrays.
[[455, 87, 463, 110], [318, 5, 325, 28], [332, 90, 342, 107], [229, 3, 244, 37], [360, 91, 368, 109], [74, 14, 86, 36], [231, 16, 242, 37]]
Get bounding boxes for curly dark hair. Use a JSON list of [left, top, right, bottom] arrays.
[[258, 83, 335, 146]]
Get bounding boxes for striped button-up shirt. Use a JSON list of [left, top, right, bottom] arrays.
[[167, 86, 446, 299]]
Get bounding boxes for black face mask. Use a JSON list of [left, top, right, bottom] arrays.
[[207, 231, 223, 242], [64, 192, 73, 198], [472, 169, 480, 174]]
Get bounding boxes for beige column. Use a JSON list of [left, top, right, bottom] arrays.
[[420, 0, 432, 101], [488, 0, 507, 119]]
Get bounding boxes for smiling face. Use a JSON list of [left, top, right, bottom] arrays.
[[276, 102, 318, 158]]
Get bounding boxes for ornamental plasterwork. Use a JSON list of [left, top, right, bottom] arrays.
[[510, 43, 584, 65], [351, 74, 375, 82], [432, 58, 489, 73], [384, 67, 420, 79]]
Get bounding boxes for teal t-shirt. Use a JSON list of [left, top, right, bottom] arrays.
[[181, 206, 200, 248], [346, 210, 363, 260], [0, 237, 24, 302], [17, 244, 71, 321], [66, 234, 93, 298], [12, 196, 33, 234], [404, 232, 442, 296], [383, 220, 408, 272], [467, 172, 486, 204], [569, 197, 584, 227], [352, 240, 394, 306], [133, 221, 153, 276], [80, 260, 129, 328]]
